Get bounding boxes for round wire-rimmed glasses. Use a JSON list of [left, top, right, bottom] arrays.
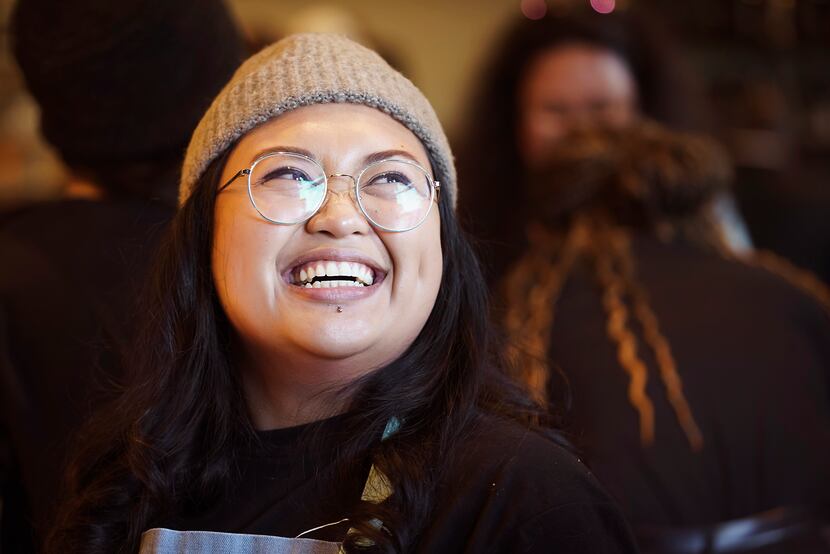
[[217, 151, 441, 233]]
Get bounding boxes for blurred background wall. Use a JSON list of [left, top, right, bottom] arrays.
[[0, 0, 65, 207]]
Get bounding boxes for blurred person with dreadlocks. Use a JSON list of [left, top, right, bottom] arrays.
[[459, 5, 830, 552], [456, 6, 751, 288], [503, 119, 830, 553], [0, 0, 245, 550]]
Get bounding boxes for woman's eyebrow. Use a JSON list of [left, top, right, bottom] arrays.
[[364, 149, 419, 165], [249, 146, 316, 163], [247, 147, 421, 166]]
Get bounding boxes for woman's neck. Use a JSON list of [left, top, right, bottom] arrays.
[[239, 348, 369, 430], [243, 373, 348, 430]]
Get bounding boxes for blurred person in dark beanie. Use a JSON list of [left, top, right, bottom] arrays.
[[503, 120, 830, 553], [0, 0, 245, 550]]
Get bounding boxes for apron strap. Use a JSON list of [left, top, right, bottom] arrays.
[[344, 417, 400, 548]]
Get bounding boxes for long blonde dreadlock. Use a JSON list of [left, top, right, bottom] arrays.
[[504, 218, 705, 450], [503, 121, 830, 452]]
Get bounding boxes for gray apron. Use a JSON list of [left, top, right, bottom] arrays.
[[138, 418, 399, 554]]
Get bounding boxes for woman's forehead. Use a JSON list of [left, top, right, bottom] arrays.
[[230, 104, 432, 170]]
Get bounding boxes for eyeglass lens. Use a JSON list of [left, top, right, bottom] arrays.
[[248, 153, 434, 231]]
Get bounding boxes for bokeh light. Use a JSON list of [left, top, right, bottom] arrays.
[[590, 0, 616, 14], [521, 0, 547, 20]]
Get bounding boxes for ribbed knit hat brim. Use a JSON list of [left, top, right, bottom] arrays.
[[179, 33, 456, 208]]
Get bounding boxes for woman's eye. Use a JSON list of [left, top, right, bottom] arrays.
[[263, 166, 311, 182], [368, 172, 412, 188]]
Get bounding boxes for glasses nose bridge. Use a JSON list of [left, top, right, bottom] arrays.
[[324, 172, 360, 200], [317, 172, 361, 214], [328, 172, 357, 186]]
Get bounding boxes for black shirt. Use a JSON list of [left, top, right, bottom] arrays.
[[161, 413, 639, 553], [548, 234, 830, 527]]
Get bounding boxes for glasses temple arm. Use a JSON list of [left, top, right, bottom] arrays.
[[217, 168, 251, 193]]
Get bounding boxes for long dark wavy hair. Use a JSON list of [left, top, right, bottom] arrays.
[[47, 143, 549, 553], [455, 6, 710, 285]]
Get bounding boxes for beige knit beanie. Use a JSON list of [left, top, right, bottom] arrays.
[[179, 33, 456, 208]]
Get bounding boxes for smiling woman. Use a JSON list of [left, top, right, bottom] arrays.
[[46, 34, 638, 554]]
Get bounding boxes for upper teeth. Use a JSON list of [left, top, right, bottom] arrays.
[[292, 260, 375, 287]]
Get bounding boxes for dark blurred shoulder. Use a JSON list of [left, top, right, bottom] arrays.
[[451, 413, 610, 507]]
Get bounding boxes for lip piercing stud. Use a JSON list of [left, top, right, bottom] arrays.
[[336, 306, 343, 313]]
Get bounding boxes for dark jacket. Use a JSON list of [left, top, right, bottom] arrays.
[[0, 198, 173, 552], [549, 233, 830, 528]]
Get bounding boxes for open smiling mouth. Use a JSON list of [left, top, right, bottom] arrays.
[[289, 260, 378, 288]]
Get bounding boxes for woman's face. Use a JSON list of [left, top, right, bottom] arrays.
[[517, 43, 638, 168], [213, 103, 442, 386]]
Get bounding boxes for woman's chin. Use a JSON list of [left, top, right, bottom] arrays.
[[288, 323, 381, 362]]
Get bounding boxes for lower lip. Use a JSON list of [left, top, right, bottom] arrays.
[[286, 282, 382, 302]]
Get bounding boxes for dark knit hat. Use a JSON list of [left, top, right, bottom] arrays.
[[11, 0, 246, 171]]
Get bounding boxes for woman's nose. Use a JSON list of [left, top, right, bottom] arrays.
[[304, 175, 372, 238]]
